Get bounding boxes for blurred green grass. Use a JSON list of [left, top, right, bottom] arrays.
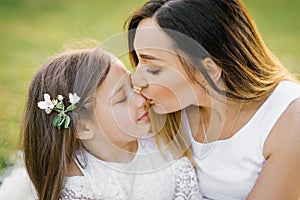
[[0, 0, 299, 176]]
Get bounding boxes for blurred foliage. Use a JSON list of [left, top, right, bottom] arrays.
[[0, 0, 299, 177], [244, 0, 300, 73]]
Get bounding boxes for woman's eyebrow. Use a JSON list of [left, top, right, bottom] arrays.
[[139, 53, 164, 61], [129, 73, 133, 88]]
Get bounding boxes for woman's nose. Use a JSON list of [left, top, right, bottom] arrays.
[[132, 67, 148, 89], [131, 91, 146, 108]]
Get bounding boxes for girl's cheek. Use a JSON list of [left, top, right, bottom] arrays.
[[128, 106, 137, 123], [115, 105, 135, 125]]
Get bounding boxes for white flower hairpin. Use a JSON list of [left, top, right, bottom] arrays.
[[37, 93, 81, 129]]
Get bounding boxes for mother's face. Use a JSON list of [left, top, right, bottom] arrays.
[[132, 18, 199, 114]]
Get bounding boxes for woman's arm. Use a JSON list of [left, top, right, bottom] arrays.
[[247, 98, 300, 200]]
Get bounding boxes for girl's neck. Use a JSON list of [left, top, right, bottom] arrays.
[[82, 139, 138, 163]]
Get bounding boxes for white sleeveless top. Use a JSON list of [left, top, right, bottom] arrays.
[[61, 137, 202, 200], [183, 81, 300, 200]]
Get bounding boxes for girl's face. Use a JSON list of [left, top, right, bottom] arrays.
[[95, 58, 150, 144], [132, 18, 199, 114]]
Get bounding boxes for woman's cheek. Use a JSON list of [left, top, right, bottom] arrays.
[[149, 84, 183, 112], [150, 84, 174, 99]]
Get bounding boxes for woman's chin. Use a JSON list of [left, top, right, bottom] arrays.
[[151, 104, 182, 114]]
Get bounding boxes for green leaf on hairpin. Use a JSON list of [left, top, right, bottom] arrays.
[[53, 114, 63, 127], [67, 104, 76, 111], [64, 116, 71, 129], [37, 93, 81, 129], [56, 101, 65, 110]]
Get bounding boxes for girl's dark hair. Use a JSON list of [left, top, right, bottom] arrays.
[[22, 48, 111, 200], [125, 0, 297, 161]]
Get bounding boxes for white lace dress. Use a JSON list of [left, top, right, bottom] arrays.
[[60, 137, 202, 200]]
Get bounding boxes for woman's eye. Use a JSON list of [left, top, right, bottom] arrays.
[[147, 69, 160, 75]]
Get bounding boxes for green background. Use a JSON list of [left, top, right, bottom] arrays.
[[0, 0, 299, 177]]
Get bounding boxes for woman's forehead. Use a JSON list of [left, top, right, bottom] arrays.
[[134, 18, 173, 51]]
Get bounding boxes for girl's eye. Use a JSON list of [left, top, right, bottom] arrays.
[[147, 69, 160, 75], [116, 96, 127, 104]]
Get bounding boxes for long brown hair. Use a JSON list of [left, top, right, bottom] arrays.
[[125, 0, 298, 159], [21, 48, 111, 200]]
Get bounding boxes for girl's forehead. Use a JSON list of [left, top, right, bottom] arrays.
[[96, 59, 130, 98]]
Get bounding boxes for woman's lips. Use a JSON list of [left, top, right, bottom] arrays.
[[146, 98, 154, 105]]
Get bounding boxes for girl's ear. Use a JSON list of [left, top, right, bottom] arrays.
[[75, 120, 94, 140], [201, 57, 222, 81]]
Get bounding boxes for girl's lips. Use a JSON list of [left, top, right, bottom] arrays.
[[138, 111, 149, 121]]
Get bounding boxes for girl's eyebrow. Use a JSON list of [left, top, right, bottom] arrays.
[[111, 85, 124, 99], [111, 73, 131, 98]]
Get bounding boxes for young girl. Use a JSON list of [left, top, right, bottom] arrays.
[[0, 47, 201, 199]]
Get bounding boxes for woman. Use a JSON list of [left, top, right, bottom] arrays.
[[0, 47, 201, 199], [126, 0, 300, 199]]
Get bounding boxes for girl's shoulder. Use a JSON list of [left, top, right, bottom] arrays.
[[61, 176, 94, 200], [0, 165, 37, 200], [138, 137, 202, 199]]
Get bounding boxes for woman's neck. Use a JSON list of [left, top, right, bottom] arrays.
[[186, 104, 224, 142], [188, 97, 267, 143]]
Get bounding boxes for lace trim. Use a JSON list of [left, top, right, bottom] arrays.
[[59, 188, 96, 200], [174, 164, 200, 200]]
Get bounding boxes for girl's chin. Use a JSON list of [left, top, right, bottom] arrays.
[[134, 124, 151, 136]]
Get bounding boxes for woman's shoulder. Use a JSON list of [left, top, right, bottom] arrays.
[[267, 80, 300, 133], [274, 80, 300, 97], [273, 97, 300, 135], [264, 96, 300, 157], [257, 80, 300, 136]]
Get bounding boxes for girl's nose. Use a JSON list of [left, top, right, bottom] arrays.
[[131, 91, 146, 108]]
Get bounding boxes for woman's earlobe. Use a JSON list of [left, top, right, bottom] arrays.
[[202, 57, 222, 81]]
